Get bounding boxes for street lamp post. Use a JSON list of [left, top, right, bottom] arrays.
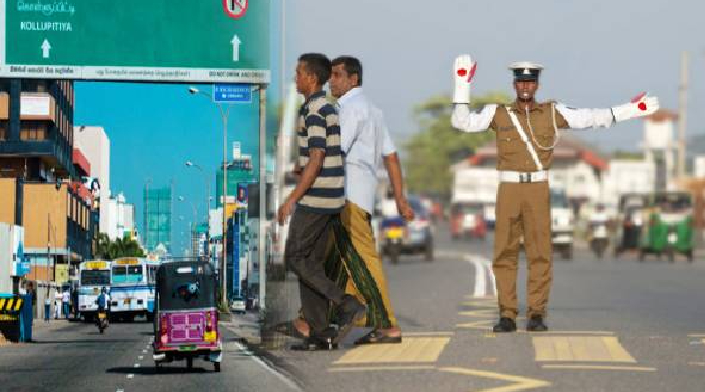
[[178, 196, 198, 258], [185, 160, 211, 259], [188, 86, 231, 310]]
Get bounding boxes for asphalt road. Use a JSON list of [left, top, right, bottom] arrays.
[[3, 223, 705, 392], [0, 316, 302, 392], [263, 223, 705, 392]]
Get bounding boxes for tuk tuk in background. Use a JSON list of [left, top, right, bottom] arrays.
[[614, 193, 649, 257], [639, 192, 693, 262], [152, 261, 222, 372]]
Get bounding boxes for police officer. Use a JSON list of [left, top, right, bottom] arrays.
[[450, 55, 659, 332]]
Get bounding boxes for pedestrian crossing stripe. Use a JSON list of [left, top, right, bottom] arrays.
[[0, 297, 24, 314], [334, 337, 450, 364], [532, 336, 636, 363]]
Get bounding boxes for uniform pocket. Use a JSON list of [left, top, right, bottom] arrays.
[[497, 136, 523, 154]]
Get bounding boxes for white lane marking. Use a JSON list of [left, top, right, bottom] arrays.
[[138, 356, 144, 360], [127, 374, 134, 379], [134, 363, 141, 368], [142, 349, 147, 354], [234, 341, 303, 391], [465, 255, 495, 297], [117, 389, 125, 392]]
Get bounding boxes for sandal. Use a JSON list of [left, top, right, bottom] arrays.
[[354, 330, 403, 345]]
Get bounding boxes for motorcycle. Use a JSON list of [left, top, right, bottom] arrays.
[[589, 209, 609, 259], [97, 310, 108, 333]]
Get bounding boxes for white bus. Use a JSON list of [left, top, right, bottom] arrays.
[[110, 257, 159, 321], [78, 260, 111, 322]]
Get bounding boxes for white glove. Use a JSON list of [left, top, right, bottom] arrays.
[[611, 92, 660, 122], [453, 54, 477, 104]]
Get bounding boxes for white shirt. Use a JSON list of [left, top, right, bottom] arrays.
[[338, 88, 396, 214], [451, 103, 614, 133]]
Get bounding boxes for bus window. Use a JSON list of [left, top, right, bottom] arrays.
[[112, 266, 126, 276]]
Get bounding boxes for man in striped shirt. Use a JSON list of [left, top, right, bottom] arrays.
[[278, 53, 366, 349]]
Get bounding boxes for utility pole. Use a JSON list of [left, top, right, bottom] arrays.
[[678, 51, 688, 179]]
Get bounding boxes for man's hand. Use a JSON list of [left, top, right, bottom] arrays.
[[611, 92, 660, 122], [397, 198, 415, 222], [453, 54, 477, 104], [277, 197, 295, 226]]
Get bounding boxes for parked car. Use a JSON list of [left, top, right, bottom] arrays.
[[450, 203, 487, 240], [230, 295, 246, 314], [379, 196, 434, 263]]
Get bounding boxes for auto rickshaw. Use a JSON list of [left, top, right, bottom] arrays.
[[152, 261, 222, 372], [614, 193, 648, 257], [638, 192, 693, 262]]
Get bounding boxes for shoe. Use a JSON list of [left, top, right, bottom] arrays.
[[290, 327, 338, 351], [354, 330, 403, 345], [526, 315, 548, 332], [334, 295, 366, 344], [492, 317, 517, 333]]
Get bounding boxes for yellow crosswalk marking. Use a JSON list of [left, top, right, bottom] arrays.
[[328, 366, 436, 372], [542, 365, 655, 372], [532, 336, 636, 363], [334, 337, 450, 364], [440, 367, 551, 392], [458, 309, 497, 318]]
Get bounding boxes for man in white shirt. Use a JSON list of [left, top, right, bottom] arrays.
[[321, 56, 415, 344]]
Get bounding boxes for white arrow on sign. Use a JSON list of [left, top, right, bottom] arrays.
[[231, 34, 241, 62], [41, 39, 51, 59]]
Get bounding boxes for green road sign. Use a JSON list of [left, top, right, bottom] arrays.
[[0, 0, 270, 83]]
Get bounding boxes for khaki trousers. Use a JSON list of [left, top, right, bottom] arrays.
[[493, 182, 552, 320]]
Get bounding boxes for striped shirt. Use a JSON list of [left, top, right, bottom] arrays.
[[296, 90, 345, 214]]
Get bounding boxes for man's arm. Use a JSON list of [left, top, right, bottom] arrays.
[[451, 54, 496, 133], [383, 153, 414, 222], [451, 104, 498, 133], [287, 149, 325, 204], [554, 93, 659, 129]]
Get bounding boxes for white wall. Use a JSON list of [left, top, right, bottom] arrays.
[[602, 160, 654, 205], [74, 126, 111, 197]]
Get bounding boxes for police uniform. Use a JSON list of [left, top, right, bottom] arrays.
[[451, 57, 659, 331]]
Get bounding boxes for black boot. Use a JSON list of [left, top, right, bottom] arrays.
[[492, 317, 517, 333], [526, 315, 548, 332]]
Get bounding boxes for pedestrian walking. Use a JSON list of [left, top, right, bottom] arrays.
[[62, 290, 70, 319], [279, 53, 366, 350], [44, 296, 51, 324]]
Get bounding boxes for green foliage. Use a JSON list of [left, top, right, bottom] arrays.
[[403, 92, 512, 200], [95, 233, 145, 260]]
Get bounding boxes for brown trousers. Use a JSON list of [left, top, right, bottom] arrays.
[[493, 181, 552, 320]]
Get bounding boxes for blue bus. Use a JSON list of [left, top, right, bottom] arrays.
[[110, 257, 159, 321]]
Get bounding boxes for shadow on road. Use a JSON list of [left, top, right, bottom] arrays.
[[32, 338, 140, 344], [106, 366, 213, 375]]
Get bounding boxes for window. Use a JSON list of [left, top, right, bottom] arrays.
[[112, 266, 126, 276], [20, 121, 46, 140]]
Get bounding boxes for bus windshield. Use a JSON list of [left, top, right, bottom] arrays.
[[80, 270, 110, 286]]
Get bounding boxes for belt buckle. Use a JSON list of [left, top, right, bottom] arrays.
[[520, 173, 532, 183]]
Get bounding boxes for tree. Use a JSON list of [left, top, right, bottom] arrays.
[[95, 233, 145, 260], [403, 92, 512, 201]]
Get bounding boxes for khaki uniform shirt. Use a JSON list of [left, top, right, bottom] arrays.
[[452, 100, 614, 172]]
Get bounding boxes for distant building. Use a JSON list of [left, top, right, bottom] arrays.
[[144, 184, 173, 253]]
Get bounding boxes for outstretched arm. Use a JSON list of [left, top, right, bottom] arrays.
[[555, 92, 659, 129], [451, 54, 496, 133]]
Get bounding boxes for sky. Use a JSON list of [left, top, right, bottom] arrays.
[[285, 0, 705, 153]]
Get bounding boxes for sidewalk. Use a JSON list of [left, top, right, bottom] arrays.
[[219, 310, 261, 345]]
